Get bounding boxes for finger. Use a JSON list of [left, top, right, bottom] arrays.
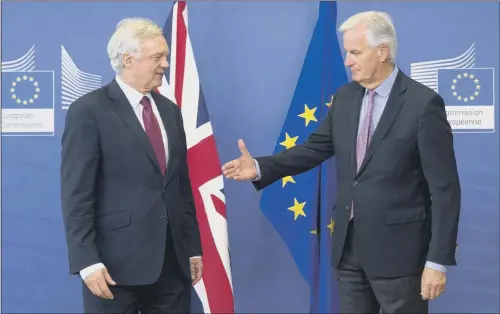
[[192, 277, 201, 286], [438, 285, 445, 295], [223, 166, 237, 177], [238, 139, 250, 157], [192, 267, 202, 286], [88, 282, 100, 297], [424, 281, 435, 300], [90, 281, 106, 299], [421, 280, 429, 300], [190, 262, 195, 281], [103, 269, 116, 286], [438, 287, 445, 297], [421, 289, 429, 300], [223, 162, 241, 177], [227, 170, 242, 180], [433, 284, 445, 299], [429, 286, 438, 300], [221, 161, 235, 171], [97, 279, 114, 300], [192, 277, 200, 286], [196, 263, 203, 279]]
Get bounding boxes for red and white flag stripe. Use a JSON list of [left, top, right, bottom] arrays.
[[158, 2, 234, 313]]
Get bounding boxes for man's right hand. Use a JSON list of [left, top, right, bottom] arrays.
[[84, 267, 116, 300], [222, 139, 257, 181]]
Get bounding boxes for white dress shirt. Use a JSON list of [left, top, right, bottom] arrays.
[[116, 75, 169, 163]]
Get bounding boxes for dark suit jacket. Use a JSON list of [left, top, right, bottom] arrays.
[[253, 70, 461, 278], [60, 79, 202, 286]]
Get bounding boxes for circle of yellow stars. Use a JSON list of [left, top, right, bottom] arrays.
[[278, 94, 336, 236], [451, 72, 480, 103], [10, 75, 40, 106]]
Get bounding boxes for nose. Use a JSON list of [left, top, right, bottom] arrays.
[[344, 54, 354, 67], [161, 57, 169, 69]]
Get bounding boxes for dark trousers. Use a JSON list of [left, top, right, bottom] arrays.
[[83, 227, 191, 313], [335, 221, 428, 314]]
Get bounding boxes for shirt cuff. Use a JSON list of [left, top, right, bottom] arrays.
[[425, 261, 448, 273], [252, 159, 261, 181], [79, 263, 105, 280]]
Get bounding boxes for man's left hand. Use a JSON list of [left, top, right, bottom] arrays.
[[421, 267, 446, 300], [189, 257, 203, 286]]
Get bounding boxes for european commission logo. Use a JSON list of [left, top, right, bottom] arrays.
[[1, 45, 102, 136], [411, 43, 495, 133], [438, 68, 494, 132], [1, 46, 55, 136], [61, 45, 102, 110]]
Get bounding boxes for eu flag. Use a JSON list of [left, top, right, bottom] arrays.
[[259, 2, 347, 312], [437, 68, 495, 132], [1, 71, 54, 109], [438, 68, 494, 106]]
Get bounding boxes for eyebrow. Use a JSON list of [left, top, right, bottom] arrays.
[[150, 52, 165, 58]]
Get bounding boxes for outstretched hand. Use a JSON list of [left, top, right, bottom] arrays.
[[221, 139, 258, 181]]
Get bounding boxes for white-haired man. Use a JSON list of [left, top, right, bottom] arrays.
[[61, 17, 203, 313], [222, 11, 461, 313]]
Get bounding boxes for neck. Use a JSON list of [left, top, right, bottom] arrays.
[[118, 72, 149, 95], [362, 63, 395, 90]]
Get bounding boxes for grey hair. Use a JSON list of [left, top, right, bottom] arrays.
[[106, 17, 164, 73], [339, 11, 397, 62]]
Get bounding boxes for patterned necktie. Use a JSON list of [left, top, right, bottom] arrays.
[[351, 90, 375, 220], [356, 90, 376, 171], [140, 96, 167, 176]]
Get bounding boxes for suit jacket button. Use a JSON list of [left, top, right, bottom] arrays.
[[160, 216, 166, 221], [345, 205, 349, 211], [352, 181, 358, 187]]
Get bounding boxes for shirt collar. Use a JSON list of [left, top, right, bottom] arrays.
[[115, 75, 152, 107], [366, 65, 399, 98]]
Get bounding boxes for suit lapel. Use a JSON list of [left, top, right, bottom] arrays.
[[356, 71, 407, 176], [152, 92, 177, 187], [349, 86, 366, 179], [107, 79, 162, 178]]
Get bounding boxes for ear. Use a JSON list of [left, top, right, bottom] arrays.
[[122, 53, 132, 69], [378, 44, 390, 62]]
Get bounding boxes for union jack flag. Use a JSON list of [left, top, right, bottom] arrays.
[[157, 1, 234, 313]]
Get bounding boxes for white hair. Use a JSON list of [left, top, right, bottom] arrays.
[[339, 11, 397, 62], [107, 17, 163, 73]]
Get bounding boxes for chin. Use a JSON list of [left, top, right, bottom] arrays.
[[150, 80, 162, 91]]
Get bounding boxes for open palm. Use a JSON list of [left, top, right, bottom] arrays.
[[221, 139, 257, 181]]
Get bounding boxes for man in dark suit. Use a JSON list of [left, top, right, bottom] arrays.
[[60, 17, 202, 313], [222, 11, 461, 313]]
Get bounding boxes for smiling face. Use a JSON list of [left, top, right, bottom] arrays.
[[122, 35, 169, 93], [342, 23, 391, 88]]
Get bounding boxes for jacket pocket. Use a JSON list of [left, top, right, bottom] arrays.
[[97, 210, 131, 231], [384, 206, 426, 225]]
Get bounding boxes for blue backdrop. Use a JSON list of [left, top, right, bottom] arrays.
[[1, 1, 498, 313]]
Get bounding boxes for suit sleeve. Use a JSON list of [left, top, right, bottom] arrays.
[[176, 107, 202, 257], [60, 101, 102, 274], [252, 101, 336, 191], [417, 94, 461, 266]]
